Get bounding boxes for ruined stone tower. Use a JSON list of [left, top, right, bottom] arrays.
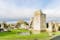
[[30, 10, 46, 34]]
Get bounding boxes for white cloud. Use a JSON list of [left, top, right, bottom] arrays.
[[43, 0, 60, 22], [0, 0, 40, 19], [0, 0, 60, 22], [6, 8, 37, 18], [43, 0, 60, 17]]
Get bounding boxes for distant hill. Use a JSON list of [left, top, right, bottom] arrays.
[[46, 17, 60, 23], [0, 17, 60, 23], [0, 17, 30, 24]]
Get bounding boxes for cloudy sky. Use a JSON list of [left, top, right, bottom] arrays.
[[0, 0, 60, 22]]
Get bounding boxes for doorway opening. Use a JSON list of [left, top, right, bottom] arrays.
[[58, 27, 60, 31]]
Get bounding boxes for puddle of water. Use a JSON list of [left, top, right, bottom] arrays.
[[18, 32, 31, 36], [50, 35, 60, 40]]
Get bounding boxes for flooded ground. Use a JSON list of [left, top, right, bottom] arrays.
[[19, 32, 31, 36]]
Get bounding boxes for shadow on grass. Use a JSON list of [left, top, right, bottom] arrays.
[[0, 31, 16, 37]]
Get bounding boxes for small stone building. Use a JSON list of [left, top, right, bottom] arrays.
[[0, 22, 9, 32], [15, 20, 29, 29]]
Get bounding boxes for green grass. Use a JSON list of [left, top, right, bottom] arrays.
[[0, 29, 50, 40], [0, 29, 60, 40]]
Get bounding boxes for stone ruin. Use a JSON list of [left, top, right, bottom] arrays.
[[29, 10, 46, 34], [29, 10, 60, 35]]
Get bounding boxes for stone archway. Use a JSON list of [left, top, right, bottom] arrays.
[[58, 27, 60, 31], [46, 23, 49, 28], [52, 24, 56, 32]]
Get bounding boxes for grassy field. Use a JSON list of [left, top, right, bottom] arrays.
[[0, 29, 53, 40]]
